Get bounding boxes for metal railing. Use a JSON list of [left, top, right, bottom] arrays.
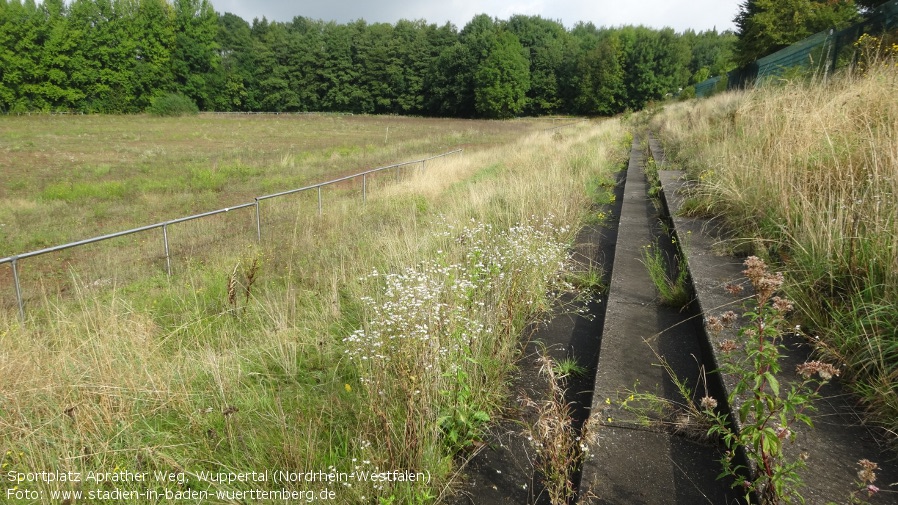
[[1, 149, 463, 321]]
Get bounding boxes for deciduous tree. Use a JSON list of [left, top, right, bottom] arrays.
[[474, 30, 530, 118], [171, 0, 219, 110], [506, 15, 567, 115]]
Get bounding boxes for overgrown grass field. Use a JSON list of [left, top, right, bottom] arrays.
[[0, 114, 549, 311], [0, 114, 628, 503], [653, 60, 898, 442]]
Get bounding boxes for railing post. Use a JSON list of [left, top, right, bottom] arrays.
[[12, 258, 24, 322], [254, 198, 262, 242], [162, 224, 172, 276], [317, 187, 322, 216]]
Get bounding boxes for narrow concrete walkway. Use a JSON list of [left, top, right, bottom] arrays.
[[579, 135, 737, 504]]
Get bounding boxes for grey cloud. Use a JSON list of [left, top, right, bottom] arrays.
[[207, 0, 740, 32]]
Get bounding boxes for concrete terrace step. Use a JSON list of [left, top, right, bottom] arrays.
[[579, 135, 737, 504], [653, 137, 898, 505]]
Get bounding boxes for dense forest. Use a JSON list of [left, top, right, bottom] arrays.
[[0, 0, 886, 117], [0, 0, 737, 117]]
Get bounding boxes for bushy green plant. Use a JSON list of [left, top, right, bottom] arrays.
[[147, 93, 199, 116], [587, 173, 618, 205], [438, 369, 491, 453]]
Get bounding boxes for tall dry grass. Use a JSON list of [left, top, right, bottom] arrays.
[[0, 120, 628, 503], [654, 61, 898, 439]]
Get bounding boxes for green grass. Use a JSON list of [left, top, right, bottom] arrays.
[[41, 181, 132, 202]]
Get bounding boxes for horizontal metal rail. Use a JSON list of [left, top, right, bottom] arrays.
[[0, 203, 256, 265], [1, 149, 463, 321]]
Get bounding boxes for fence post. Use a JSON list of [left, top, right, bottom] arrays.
[[254, 198, 262, 242], [162, 224, 172, 276], [830, 38, 839, 74], [363, 174, 367, 203], [12, 258, 24, 322], [317, 187, 322, 216]]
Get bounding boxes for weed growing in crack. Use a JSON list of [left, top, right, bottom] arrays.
[[702, 256, 841, 505], [614, 356, 716, 441], [566, 263, 606, 295], [551, 356, 587, 382], [641, 241, 691, 309], [644, 156, 662, 200], [524, 355, 590, 505]]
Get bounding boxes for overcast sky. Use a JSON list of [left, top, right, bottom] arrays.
[[207, 0, 742, 33]]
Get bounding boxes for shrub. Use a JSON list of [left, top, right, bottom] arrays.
[[147, 93, 199, 116]]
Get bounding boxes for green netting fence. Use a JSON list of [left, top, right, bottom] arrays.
[[696, 0, 898, 97]]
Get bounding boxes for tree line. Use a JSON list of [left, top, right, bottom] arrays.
[[0, 0, 736, 117], [5, 0, 882, 117]]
